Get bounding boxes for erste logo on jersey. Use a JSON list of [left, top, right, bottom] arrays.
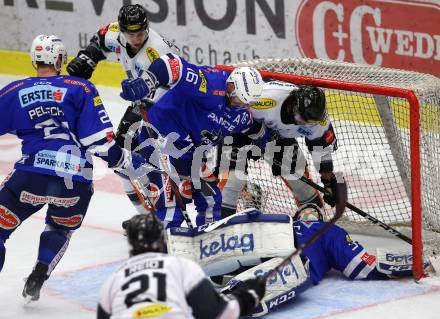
[[19, 85, 67, 108]]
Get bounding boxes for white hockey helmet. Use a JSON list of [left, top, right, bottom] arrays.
[[30, 34, 67, 71], [227, 67, 264, 104]]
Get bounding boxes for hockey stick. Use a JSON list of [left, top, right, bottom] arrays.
[[262, 173, 347, 282], [133, 101, 195, 229], [297, 175, 413, 245]]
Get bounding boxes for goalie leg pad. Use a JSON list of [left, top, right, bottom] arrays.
[[376, 248, 413, 277], [222, 256, 312, 317]]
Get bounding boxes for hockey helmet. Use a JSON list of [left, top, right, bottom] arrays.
[[227, 67, 264, 105], [123, 213, 166, 256], [293, 203, 324, 221], [281, 85, 326, 125], [118, 4, 149, 33], [30, 34, 67, 71]]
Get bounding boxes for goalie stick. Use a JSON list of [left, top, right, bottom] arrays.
[[262, 171, 348, 282], [267, 155, 412, 245], [298, 175, 413, 245]]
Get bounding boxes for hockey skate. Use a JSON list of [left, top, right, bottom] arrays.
[[22, 262, 49, 303]]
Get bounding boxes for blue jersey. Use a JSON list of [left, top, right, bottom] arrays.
[[294, 221, 386, 284], [0, 76, 113, 183], [146, 54, 252, 155]]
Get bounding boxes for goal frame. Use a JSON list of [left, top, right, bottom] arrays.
[[217, 64, 423, 280]]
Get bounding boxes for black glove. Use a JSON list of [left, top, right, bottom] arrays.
[[115, 103, 143, 150], [230, 278, 266, 316], [321, 172, 347, 207], [67, 51, 97, 79]]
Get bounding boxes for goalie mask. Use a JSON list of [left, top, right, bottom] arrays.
[[227, 67, 264, 106], [123, 213, 166, 256], [30, 34, 67, 72], [293, 203, 324, 222], [281, 85, 326, 126]]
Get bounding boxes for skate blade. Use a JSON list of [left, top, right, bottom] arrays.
[[23, 295, 34, 305]]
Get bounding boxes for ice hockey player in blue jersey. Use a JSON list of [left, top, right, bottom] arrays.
[[119, 53, 264, 227], [67, 4, 181, 217], [0, 35, 150, 302], [166, 205, 414, 317]]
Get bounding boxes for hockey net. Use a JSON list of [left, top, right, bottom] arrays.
[[218, 58, 440, 280]]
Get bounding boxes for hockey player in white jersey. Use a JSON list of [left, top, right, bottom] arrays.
[[67, 4, 179, 215], [97, 213, 266, 319], [218, 81, 347, 216]]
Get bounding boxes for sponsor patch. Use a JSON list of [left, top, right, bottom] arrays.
[[34, 150, 85, 175], [198, 70, 207, 93], [63, 79, 91, 93], [199, 233, 254, 259], [361, 252, 377, 266], [51, 214, 83, 227], [19, 85, 67, 108], [109, 22, 119, 32], [93, 96, 103, 107], [133, 304, 171, 318], [252, 98, 277, 110], [0, 205, 20, 229], [98, 25, 109, 37], [212, 89, 225, 96], [20, 191, 80, 207], [146, 47, 160, 63], [0, 81, 24, 98], [167, 57, 181, 83], [179, 180, 192, 199]]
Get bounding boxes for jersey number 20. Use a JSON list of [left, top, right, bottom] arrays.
[[121, 272, 167, 307]]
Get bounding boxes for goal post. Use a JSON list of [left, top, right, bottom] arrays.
[[216, 58, 440, 280]]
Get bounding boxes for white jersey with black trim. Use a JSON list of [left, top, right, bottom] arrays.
[[250, 81, 331, 140], [98, 252, 240, 319], [100, 22, 179, 101]]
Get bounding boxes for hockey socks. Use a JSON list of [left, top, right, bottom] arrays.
[[38, 225, 72, 274], [0, 239, 5, 272]]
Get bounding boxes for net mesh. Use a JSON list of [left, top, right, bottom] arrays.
[[228, 58, 440, 260]]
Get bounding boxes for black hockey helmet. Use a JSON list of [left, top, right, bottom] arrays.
[[281, 85, 326, 125], [118, 4, 149, 33], [122, 214, 166, 256], [293, 203, 324, 221]]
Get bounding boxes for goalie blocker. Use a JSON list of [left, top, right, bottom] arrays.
[[167, 209, 415, 317]]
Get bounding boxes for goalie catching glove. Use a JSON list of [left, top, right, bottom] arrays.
[[321, 172, 347, 207]]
